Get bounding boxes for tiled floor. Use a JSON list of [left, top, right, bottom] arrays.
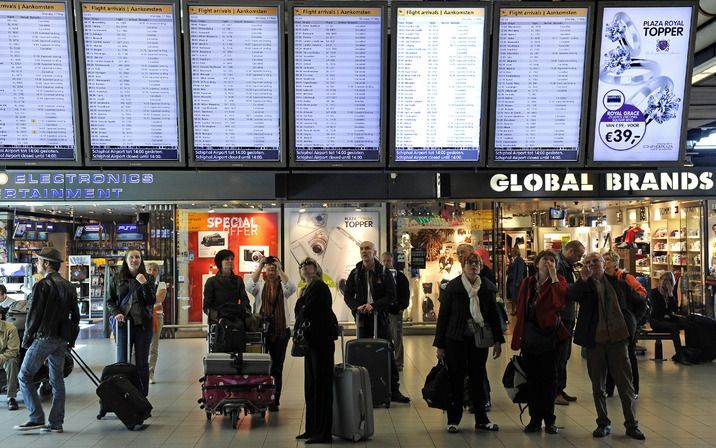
[[0, 331, 714, 447]]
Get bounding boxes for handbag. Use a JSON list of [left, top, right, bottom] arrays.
[[421, 361, 451, 410], [109, 282, 141, 331], [474, 323, 495, 348], [291, 318, 310, 357]]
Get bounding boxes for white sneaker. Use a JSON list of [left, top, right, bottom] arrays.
[[149, 376, 156, 384], [447, 424, 459, 433]]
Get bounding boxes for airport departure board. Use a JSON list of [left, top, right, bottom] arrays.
[[79, 2, 181, 163], [393, 5, 487, 164], [187, 5, 282, 164], [0, 1, 78, 162], [292, 6, 384, 164], [492, 6, 590, 163]]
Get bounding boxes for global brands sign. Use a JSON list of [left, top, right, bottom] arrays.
[[488, 170, 715, 194]]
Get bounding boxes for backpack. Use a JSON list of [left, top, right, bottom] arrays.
[[502, 355, 529, 424], [422, 361, 451, 410]]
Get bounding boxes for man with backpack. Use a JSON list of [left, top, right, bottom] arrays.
[[381, 251, 410, 372], [14, 247, 79, 433]]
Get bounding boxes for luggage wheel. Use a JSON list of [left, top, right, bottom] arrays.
[[97, 411, 106, 420], [230, 410, 239, 429], [205, 411, 212, 421]]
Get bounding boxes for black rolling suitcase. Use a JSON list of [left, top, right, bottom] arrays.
[[345, 313, 392, 408], [70, 348, 152, 430], [685, 314, 716, 363]]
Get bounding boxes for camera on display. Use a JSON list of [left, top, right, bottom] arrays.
[[308, 230, 328, 255], [244, 249, 265, 262]]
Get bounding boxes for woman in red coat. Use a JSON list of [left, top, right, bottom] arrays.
[[512, 250, 568, 435]]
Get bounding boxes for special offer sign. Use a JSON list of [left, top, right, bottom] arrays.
[[590, 4, 695, 163], [187, 212, 279, 323]]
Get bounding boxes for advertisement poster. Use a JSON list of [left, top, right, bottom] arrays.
[[187, 212, 279, 323], [592, 6, 694, 162], [285, 209, 381, 322]]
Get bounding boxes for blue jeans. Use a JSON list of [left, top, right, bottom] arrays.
[[116, 323, 153, 396], [18, 337, 68, 427]]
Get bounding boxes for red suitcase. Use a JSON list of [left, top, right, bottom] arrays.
[[199, 374, 275, 427]]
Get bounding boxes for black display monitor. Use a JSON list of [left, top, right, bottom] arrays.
[[587, 1, 697, 166], [288, 2, 387, 167], [183, 1, 285, 167], [0, 0, 82, 165], [74, 225, 84, 239], [75, 0, 185, 166], [549, 207, 566, 220], [488, 2, 594, 167], [389, 2, 491, 167]]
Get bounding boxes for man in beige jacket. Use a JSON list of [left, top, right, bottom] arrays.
[[0, 318, 21, 410]]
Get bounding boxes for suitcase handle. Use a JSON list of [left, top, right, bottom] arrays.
[[70, 348, 101, 387], [338, 325, 345, 368], [356, 312, 378, 339]]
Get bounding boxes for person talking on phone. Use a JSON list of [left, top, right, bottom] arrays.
[[107, 248, 156, 396]]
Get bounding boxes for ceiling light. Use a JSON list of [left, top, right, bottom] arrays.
[[298, 206, 306, 213], [208, 206, 215, 213], [223, 203, 228, 208]]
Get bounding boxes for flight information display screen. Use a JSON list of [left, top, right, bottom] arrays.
[[80, 2, 181, 162], [393, 6, 487, 163], [292, 6, 383, 163], [188, 5, 282, 163], [492, 6, 589, 163], [0, 1, 77, 162]]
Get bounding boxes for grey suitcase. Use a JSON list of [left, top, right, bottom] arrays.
[[345, 314, 392, 408], [203, 353, 272, 376], [333, 327, 374, 441]]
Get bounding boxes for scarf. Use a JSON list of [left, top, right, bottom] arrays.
[[461, 273, 484, 327], [594, 277, 629, 344], [261, 277, 287, 341]]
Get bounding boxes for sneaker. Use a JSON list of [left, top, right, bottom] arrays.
[[14, 421, 45, 431], [41, 425, 64, 433], [7, 397, 18, 411], [592, 425, 612, 438], [447, 424, 459, 433], [555, 395, 569, 406], [626, 427, 646, 440], [545, 424, 559, 434], [149, 376, 156, 384]]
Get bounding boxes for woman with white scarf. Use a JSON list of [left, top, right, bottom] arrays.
[[434, 252, 504, 433]]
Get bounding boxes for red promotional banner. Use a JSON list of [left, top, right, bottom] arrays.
[[187, 212, 279, 323]]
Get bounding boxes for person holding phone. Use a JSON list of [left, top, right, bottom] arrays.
[[107, 248, 156, 396], [247, 256, 296, 412]]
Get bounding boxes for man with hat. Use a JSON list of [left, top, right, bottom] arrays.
[[14, 247, 79, 433]]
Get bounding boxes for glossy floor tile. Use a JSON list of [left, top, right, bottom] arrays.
[[0, 330, 713, 447]]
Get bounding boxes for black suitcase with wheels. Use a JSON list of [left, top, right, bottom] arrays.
[[345, 314, 392, 408], [685, 314, 716, 363], [70, 349, 153, 430]]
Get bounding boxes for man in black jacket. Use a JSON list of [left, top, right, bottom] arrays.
[[345, 241, 410, 403], [381, 251, 410, 372], [569, 252, 646, 440], [555, 240, 585, 405], [15, 247, 79, 433]]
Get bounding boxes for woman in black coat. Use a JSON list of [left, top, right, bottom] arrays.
[[107, 248, 156, 396], [295, 257, 338, 444], [203, 249, 250, 324], [434, 253, 504, 433], [650, 272, 692, 364]]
